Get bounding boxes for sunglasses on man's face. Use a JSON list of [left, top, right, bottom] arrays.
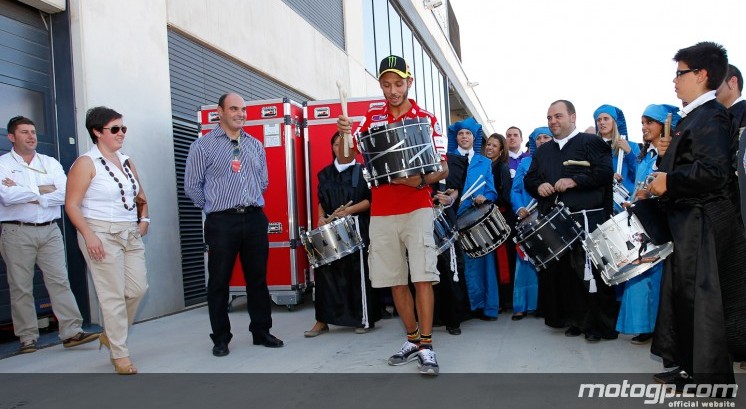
[[103, 126, 128, 134]]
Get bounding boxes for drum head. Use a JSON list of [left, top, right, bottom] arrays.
[[457, 203, 494, 232]]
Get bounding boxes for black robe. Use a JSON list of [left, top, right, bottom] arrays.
[[652, 99, 746, 385], [523, 132, 617, 334], [728, 99, 746, 228], [314, 163, 379, 328]]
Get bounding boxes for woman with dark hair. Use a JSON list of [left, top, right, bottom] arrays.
[[616, 104, 680, 345], [483, 133, 515, 312], [304, 132, 379, 337], [65, 106, 149, 375]]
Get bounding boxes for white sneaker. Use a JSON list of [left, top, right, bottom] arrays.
[[387, 341, 420, 366], [417, 348, 439, 376]]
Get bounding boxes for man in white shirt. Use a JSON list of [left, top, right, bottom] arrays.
[[0, 116, 99, 354]]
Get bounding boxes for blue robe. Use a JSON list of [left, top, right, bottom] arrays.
[[616, 148, 662, 334], [457, 154, 499, 317], [612, 143, 640, 195], [510, 157, 538, 314]]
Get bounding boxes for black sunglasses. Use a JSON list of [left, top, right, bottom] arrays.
[[103, 126, 128, 134], [675, 69, 700, 78]]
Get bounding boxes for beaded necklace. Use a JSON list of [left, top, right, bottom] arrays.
[[99, 157, 138, 211]]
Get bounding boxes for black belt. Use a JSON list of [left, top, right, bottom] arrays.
[[216, 206, 262, 214], [2, 220, 57, 227]]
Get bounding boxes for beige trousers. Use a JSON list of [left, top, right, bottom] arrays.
[[0, 222, 85, 342], [77, 219, 148, 359]]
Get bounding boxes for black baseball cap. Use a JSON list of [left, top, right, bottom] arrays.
[[378, 55, 411, 79]]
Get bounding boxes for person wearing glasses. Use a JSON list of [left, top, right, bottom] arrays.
[[184, 93, 284, 359], [0, 116, 101, 355], [647, 42, 746, 392], [65, 107, 149, 375]]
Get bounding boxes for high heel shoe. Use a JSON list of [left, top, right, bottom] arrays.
[[112, 358, 138, 375], [99, 332, 110, 351]]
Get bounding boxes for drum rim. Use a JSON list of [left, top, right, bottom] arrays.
[[457, 202, 499, 232], [514, 206, 581, 244], [359, 117, 431, 137], [309, 243, 365, 268], [597, 242, 673, 285]]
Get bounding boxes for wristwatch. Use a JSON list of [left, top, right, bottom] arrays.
[[416, 175, 426, 189]]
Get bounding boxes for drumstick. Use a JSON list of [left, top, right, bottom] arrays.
[[616, 149, 624, 175], [462, 174, 484, 200], [562, 160, 591, 167], [461, 181, 486, 203], [336, 80, 352, 158], [664, 113, 672, 140], [321, 201, 354, 224]]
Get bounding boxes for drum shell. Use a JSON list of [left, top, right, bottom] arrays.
[[628, 198, 672, 245], [299, 216, 364, 268], [358, 118, 441, 186], [583, 210, 673, 285], [513, 204, 583, 270], [456, 203, 511, 258], [433, 207, 458, 256]]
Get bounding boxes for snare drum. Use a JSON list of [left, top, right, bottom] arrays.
[[513, 203, 584, 270], [433, 206, 458, 255], [583, 210, 673, 286], [456, 203, 511, 258], [358, 118, 441, 187], [612, 181, 630, 214], [299, 216, 364, 268]]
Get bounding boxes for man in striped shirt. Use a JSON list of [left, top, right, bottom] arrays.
[[185, 93, 284, 357]]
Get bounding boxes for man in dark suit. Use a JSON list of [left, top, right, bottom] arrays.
[[716, 64, 746, 229], [648, 42, 746, 391]]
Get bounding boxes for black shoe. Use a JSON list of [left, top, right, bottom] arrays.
[[212, 342, 229, 357], [252, 332, 284, 348], [630, 333, 653, 344], [601, 331, 618, 340], [585, 332, 601, 342], [564, 326, 582, 337], [653, 368, 688, 384], [511, 313, 525, 321], [380, 309, 393, 319], [446, 326, 461, 335]]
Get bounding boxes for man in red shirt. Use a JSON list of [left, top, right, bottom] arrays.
[[338, 55, 448, 375]]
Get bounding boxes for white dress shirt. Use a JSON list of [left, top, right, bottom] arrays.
[[0, 149, 67, 223], [456, 147, 475, 163]]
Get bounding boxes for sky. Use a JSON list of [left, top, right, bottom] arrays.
[[448, 0, 746, 143]]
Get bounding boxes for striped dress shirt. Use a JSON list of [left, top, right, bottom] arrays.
[[184, 126, 268, 214]]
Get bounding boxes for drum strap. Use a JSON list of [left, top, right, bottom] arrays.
[[354, 215, 369, 328], [352, 164, 361, 189], [570, 208, 604, 294], [450, 245, 459, 282]]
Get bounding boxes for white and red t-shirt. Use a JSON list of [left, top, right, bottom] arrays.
[[354, 99, 447, 216]]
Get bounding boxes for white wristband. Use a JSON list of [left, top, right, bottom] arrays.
[[139, 217, 151, 223]]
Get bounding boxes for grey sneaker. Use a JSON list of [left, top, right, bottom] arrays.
[[387, 341, 420, 366], [418, 347, 439, 375]]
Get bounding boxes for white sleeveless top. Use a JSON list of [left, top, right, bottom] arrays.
[[80, 145, 140, 222]]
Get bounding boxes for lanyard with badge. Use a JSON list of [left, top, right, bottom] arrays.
[[11, 151, 46, 174], [230, 135, 241, 173]]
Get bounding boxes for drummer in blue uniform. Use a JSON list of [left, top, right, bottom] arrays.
[[448, 117, 499, 320], [593, 104, 639, 213]]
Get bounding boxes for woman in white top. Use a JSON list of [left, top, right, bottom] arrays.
[[65, 106, 149, 375]]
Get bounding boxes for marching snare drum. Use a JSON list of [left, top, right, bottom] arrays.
[[358, 118, 441, 187], [299, 216, 364, 268], [433, 206, 458, 256], [456, 203, 511, 258], [583, 210, 673, 286], [513, 203, 584, 270]]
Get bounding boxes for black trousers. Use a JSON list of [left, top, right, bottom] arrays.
[[205, 210, 272, 345]]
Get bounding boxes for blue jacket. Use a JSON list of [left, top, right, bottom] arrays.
[[457, 154, 497, 216], [511, 156, 533, 213]]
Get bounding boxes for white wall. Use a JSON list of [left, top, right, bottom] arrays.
[[165, 0, 381, 101], [68, 0, 185, 323]]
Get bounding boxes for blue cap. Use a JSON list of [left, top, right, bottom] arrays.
[[448, 117, 483, 153], [642, 104, 681, 128], [527, 126, 552, 155], [593, 104, 628, 139]]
